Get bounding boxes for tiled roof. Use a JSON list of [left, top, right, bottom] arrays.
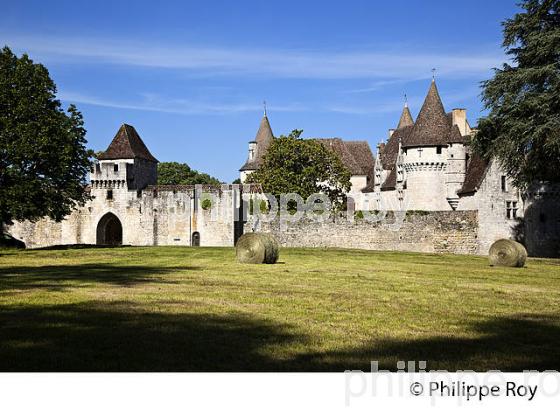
[[317, 138, 362, 174], [345, 141, 375, 176], [316, 138, 376, 191], [381, 168, 397, 191], [239, 115, 274, 171], [345, 141, 376, 192], [396, 105, 414, 129], [98, 124, 158, 162], [458, 154, 490, 195], [380, 125, 414, 170], [403, 81, 468, 148]]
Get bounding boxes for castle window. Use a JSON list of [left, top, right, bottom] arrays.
[[506, 201, 518, 219], [436, 146, 442, 155], [107, 190, 113, 200], [501, 176, 507, 192], [114, 164, 119, 172]]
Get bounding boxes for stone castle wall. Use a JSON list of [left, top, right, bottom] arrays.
[[8, 186, 241, 249], [250, 211, 479, 254], [457, 160, 522, 255]]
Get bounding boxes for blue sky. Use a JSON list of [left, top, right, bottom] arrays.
[[2, 0, 518, 182]]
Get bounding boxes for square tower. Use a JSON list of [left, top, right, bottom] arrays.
[[91, 124, 158, 192]]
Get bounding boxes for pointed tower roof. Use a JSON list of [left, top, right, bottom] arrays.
[[239, 114, 275, 171], [396, 103, 414, 129], [255, 114, 274, 146], [98, 124, 158, 162], [403, 80, 451, 148]]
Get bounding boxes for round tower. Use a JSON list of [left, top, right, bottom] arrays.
[[401, 80, 456, 210]]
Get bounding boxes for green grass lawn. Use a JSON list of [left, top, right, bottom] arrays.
[[1, 246, 559, 371]]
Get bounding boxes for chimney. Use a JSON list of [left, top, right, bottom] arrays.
[[248, 141, 257, 160], [452, 108, 467, 136]]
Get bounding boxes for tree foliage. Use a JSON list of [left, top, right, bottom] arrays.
[[0, 46, 92, 228], [157, 162, 221, 186], [473, 0, 560, 188], [246, 130, 352, 207]]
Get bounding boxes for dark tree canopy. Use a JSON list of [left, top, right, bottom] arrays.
[[246, 130, 351, 207], [473, 0, 560, 188], [0, 46, 92, 228], [157, 162, 221, 186]]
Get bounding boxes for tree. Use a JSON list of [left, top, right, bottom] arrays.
[[473, 0, 560, 188], [157, 162, 221, 186], [0, 46, 92, 231], [246, 130, 351, 208]]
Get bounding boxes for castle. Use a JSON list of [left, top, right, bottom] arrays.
[[238, 79, 558, 256], [7, 80, 560, 257], [9, 124, 243, 248]]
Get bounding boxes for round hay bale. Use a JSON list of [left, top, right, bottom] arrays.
[[236, 233, 279, 264], [261, 233, 280, 264], [489, 239, 527, 267]]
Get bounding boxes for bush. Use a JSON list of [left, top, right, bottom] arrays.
[[201, 198, 212, 210], [259, 200, 269, 214]]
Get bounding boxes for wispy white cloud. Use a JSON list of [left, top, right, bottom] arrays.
[[4, 34, 504, 80], [58, 91, 307, 115], [327, 86, 482, 115]]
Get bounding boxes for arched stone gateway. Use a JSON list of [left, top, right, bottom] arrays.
[[192, 231, 200, 246], [96, 213, 123, 245]]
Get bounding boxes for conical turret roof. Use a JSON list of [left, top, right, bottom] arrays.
[[98, 124, 158, 162], [239, 114, 275, 171], [255, 114, 274, 145], [396, 104, 414, 129], [403, 80, 451, 147]]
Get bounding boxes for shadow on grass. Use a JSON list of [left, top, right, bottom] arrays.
[[295, 315, 560, 371], [0, 302, 559, 371], [0, 263, 198, 291], [0, 302, 302, 371]]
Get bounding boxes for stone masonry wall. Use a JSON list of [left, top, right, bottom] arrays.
[[251, 210, 479, 254]]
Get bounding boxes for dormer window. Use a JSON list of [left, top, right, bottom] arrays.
[[436, 146, 442, 155], [114, 164, 119, 172]]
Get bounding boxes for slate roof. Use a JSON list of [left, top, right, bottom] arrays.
[[403, 81, 468, 148], [458, 153, 490, 195], [98, 124, 158, 162], [239, 115, 274, 171]]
